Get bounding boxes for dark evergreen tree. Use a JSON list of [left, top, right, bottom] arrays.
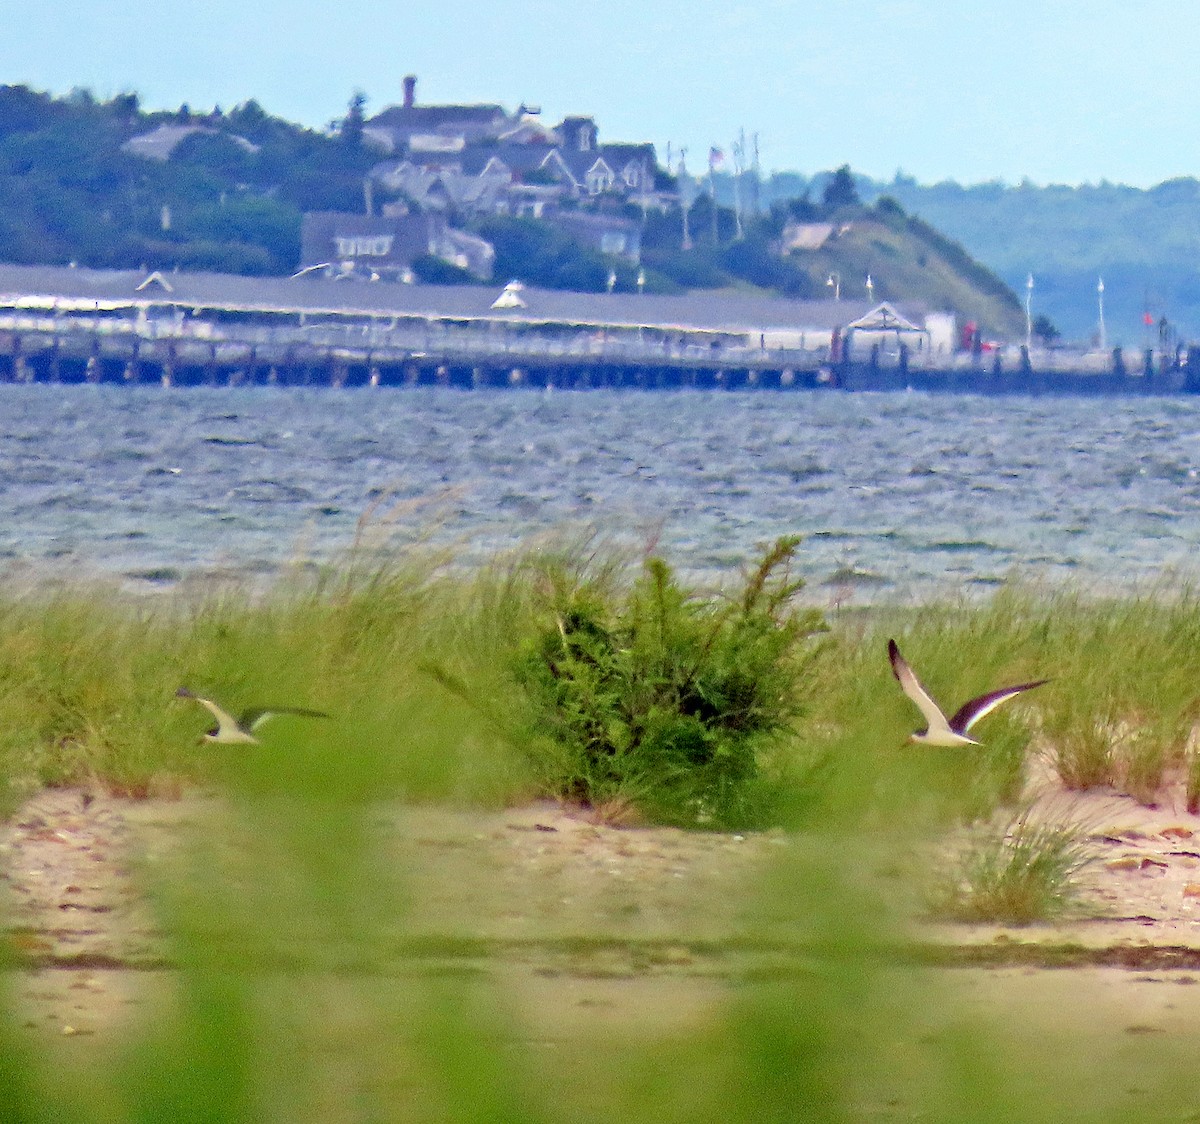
[[342, 91, 366, 147], [822, 164, 860, 209]]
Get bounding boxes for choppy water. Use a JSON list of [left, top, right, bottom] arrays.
[[3, 385, 1200, 599]]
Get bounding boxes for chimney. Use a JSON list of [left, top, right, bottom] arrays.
[[403, 75, 416, 109]]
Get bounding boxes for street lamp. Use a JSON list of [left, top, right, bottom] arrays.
[[865, 274, 874, 302], [826, 272, 841, 301], [1097, 276, 1106, 351], [1025, 274, 1034, 349]]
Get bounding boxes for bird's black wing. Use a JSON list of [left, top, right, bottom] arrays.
[[949, 680, 1049, 734], [240, 707, 331, 732]]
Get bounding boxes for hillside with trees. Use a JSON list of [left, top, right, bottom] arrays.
[[751, 169, 1200, 344], [0, 85, 375, 275], [0, 84, 1024, 338]]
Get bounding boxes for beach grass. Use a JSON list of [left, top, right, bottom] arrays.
[[929, 810, 1095, 925], [0, 550, 1193, 878], [4, 540, 1200, 1118]]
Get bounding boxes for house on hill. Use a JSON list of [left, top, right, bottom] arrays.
[[364, 76, 508, 154], [546, 211, 642, 261], [780, 221, 835, 253], [364, 79, 662, 216], [299, 212, 494, 281], [313, 77, 664, 277], [122, 123, 259, 161]]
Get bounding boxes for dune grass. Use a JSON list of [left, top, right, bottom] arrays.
[[930, 811, 1095, 925], [3, 537, 1199, 821], [4, 540, 1200, 1119]]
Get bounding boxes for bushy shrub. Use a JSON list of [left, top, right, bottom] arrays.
[[411, 253, 479, 286], [515, 537, 827, 828], [641, 246, 730, 289], [720, 236, 815, 297], [475, 215, 611, 292]]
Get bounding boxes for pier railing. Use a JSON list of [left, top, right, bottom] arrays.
[[0, 308, 1192, 393]]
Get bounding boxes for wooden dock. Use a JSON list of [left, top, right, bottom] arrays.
[[0, 316, 1191, 394], [0, 263, 1192, 393]]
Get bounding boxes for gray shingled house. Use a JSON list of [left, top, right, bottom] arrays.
[[299, 212, 494, 280]]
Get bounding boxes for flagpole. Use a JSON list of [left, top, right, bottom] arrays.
[[1025, 274, 1034, 349], [708, 148, 719, 244], [1097, 277, 1106, 351], [700, 144, 720, 243]]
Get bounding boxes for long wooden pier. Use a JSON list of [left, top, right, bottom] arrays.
[[0, 317, 1191, 393], [0, 317, 831, 389], [0, 263, 1193, 393]]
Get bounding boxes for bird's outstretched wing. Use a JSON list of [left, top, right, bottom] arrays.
[[949, 680, 1049, 735], [887, 639, 952, 738], [176, 687, 243, 740], [240, 706, 331, 733]]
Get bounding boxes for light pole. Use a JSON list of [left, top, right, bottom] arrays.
[[1097, 276, 1106, 351], [1025, 274, 1034, 349], [826, 272, 841, 301], [865, 274, 874, 302], [677, 149, 694, 251]]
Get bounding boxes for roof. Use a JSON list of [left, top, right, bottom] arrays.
[[470, 145, 559, 177], [595, 143, 656, 165], [844, 302, 925, 333], [498, 119, 559, 144], [558, 143, 655, 183], [122, 124, 258, 161], [0, 261, 929, 336], [367, 104, 507, 132], [781, 222, 835, 251]]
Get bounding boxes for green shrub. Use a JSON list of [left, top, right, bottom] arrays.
[[515, 537, 827, 828]]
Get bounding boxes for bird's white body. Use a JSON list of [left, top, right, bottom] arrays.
[[909, 726, 982, 748]]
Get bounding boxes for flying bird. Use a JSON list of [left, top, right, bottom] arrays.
[[175, 686, 329, 744], [887, 639, 1048, 746]]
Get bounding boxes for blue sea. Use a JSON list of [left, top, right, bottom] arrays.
[[4, 385, 1200, 600]]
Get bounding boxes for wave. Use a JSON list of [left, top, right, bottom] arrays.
[[822, 566, 891, 587]]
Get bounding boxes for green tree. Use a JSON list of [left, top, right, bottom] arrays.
[[1033, 314, 1060, 344], [342, 91, 366, 147], [411, 253, 479, 285], [172, 131, 255, 181], [721, 236, 815, 297], [822, 164, 860, 209], [477, 216, 613, 292]]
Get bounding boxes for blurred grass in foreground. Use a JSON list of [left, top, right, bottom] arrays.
[[2, 538, 1200, 1119]]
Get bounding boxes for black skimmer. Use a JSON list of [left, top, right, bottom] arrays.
[[887, 639, 1048, 747], [176, 687, 329, 745]]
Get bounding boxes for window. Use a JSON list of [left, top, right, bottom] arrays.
[[586, 161, 613, 194]]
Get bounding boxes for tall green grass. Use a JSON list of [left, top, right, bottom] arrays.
[[5, 542, 1200, 1119], [6, 540, 1200, 820]]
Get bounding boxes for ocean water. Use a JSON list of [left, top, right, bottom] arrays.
[[3, 385, 1200, 600]]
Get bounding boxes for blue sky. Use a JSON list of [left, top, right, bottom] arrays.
[[5, 1, 1199, 187]]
